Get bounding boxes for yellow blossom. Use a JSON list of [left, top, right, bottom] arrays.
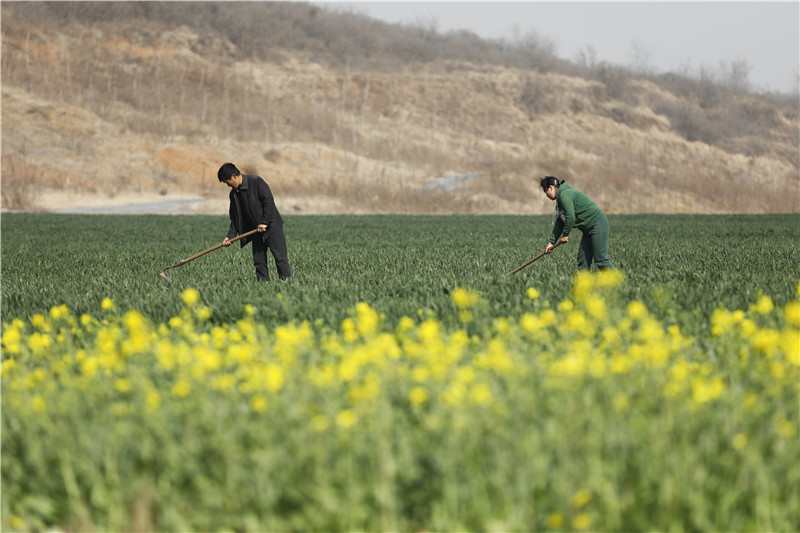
[[181, 287, 200, 306], [249, 395, 268, 413], [49, 304, 69, 320], [558, 299, 574, 313], [1, 326, 22, 354], [451, 287, 480, 309], [596, 268, 624, 288], [572, 271, 594, 300], [750, 294, 774, 315], [355, 302, 380, 336], [784, 301, 800, 328], [526, 287, 540, 299], [171, 380, 191, 398], [584, 295, 606, 320], [336, 409, 358, 428], [101, 298, 115, 311], [470, 382, 493, 405], [571, 489, 592, 508], [691, 376, 726, 405], [146, 391, 162, 410], [28, 332, 51, 352], [32, 395, 46, 413], [627, 300, 648, 321], [546, 513, 564, 529], [572, 513, 592, 531], [114, 378, 132, 393], [409, 386, 429, 405], [732, 433, 748, 450], [777, 418, 796, 438]]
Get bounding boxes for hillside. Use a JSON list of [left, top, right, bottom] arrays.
[[2, 1, 798, 215]]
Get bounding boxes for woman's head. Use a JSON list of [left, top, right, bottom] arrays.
[[540, 176, 562, 200]]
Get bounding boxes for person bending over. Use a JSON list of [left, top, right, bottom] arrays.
[[541, 176, 614, 271], [219, 162, 291, 282]]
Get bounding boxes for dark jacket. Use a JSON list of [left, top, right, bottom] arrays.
[[226, 175, 284, 247]]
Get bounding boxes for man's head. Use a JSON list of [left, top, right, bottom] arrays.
[[218, 162, 242, 189], [540, 175, 561, 201]]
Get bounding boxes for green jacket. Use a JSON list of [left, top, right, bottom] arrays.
[[549, 183, 602, 244]]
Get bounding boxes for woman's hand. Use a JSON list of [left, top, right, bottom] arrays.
[[257, 224, 267, 232], [222, 238, 232, 247]]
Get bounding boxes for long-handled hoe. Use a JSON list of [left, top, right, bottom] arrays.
[[508, 240, 562, 275], [159, 228, 259, 282]]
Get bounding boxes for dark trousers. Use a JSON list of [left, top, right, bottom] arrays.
[[577, 213, 614, 270], [252, 226, 291, 282]]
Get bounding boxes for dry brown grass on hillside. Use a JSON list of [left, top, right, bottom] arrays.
[[1, 3, 798, 214]]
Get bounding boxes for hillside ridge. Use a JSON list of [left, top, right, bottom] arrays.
[[2, 2, 798, 214]]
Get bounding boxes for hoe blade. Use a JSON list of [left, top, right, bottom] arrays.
[[159, 271, 173, 283]]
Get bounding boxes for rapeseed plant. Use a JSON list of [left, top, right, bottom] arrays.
[[1, 273, 798, 532]]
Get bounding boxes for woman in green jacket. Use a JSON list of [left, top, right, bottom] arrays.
[[541, 176, 614, 270]]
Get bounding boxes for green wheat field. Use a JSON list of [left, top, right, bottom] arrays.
[[2, 213, 799, 532]]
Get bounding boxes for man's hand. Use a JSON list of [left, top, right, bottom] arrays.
[[257, 224, 267, 232], [222, 238, 232, 247], [544, 242, 555, 254], [559, 235, 569, 244]]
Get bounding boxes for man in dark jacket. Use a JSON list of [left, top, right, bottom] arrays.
[[219, 162, 291, 281]]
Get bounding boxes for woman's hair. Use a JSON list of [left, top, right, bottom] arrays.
[[540, 176, 562, 191]]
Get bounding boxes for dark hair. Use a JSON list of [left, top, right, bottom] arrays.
[[540, 176, 562, 191], [218, 162, 240, 182]]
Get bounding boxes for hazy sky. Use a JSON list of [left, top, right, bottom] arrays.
[[320, 2, 799, 93]]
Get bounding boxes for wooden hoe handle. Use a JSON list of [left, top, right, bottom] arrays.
[[508, 240, 561, 275]]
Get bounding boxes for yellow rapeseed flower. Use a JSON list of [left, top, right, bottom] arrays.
[[596, 268, 625, 288], [558, 299, 574, 313], [249, 395, 268, 413], [101, 297, 115, 311], [572, 513, 592, 531], [784, 301, 800, 328], [572, 271, 594, 300], [584, 295, 606, 320], [777, 418, 796, 438], [49, 304, 69, 320], [342, 318, 358, 343], [27, 332, 51, 352], [171, 380, 191, 398], [32, 395, 46, 413], [409, 386, 429, 405], [526, 287, 540, 299], [451, 287, 480, 309], [114, 378, 132, 393], [470, 382, 493, 405], [750, 294, 774, 315], [1, 326, 22, 354], [336, 409, 358, 428], [732, 433, 748, 450], [627, 300, 648, 321], [546, 513, 564, 529], [571, 489, 592, 508], [397, 316, 415, 334], [355, 302, 380, 336], [146, 391, 162, 410], [691, 376, 726, 405], [181, 287, 200, 306]]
